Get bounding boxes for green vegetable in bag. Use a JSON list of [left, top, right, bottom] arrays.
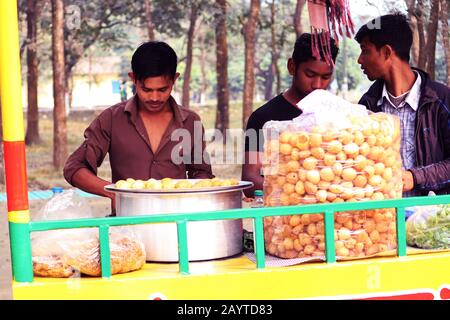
[[406, 205, 450, 249]]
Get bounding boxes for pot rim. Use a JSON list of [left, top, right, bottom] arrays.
[[104, 180, 253, 195]]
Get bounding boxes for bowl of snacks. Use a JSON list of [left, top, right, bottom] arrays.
[[105, 178, 253, 262]]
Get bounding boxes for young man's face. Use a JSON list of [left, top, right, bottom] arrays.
[[357, 37, 388, 81], [289, 58, 334, 98], [129, 72, 179, 113]]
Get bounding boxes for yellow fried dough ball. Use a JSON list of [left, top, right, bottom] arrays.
[[115, 180, 130, 189], [316, 189, 328, 202], [175, 180, 194, 189], [131, 180, 146, 189], [298, 150, 312, 159], [306, 170, 321, 184], [286, 172, 299, 184], [354, 131, 365, 145], [279, 143, 293, 155], [374, 162, 386, 175], [303, 157, 318, 170], [304, 181, 318, 195], [342, 168, 357, 181], [354, 175, 368, 188], [343, 143, 359, 157], [324, 153, 337, 166], [332, 162, 343, 176], [327, 140, 343, 154], [290, 148, 301, 161], [320, 167, 335, 182], [279, 131, 293, 144], [289, 193, 302, 205], [286, 160, 301, 172], [339, 131, 354, 144], [317, 179, 330, 189], [294, 181, 305, 195], [283, 183, 295, 195], [359, 142, 370, 156], [311, 147, 325, 160], [309, 133, 323, 147]]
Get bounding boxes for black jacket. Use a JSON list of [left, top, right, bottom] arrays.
[[359, 68, 450, 195]]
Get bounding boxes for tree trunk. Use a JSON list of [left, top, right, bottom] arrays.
[[144, 0, 155, 41], [440, 0, 450, 85], [425, 0, 440, 79], [52, 0, 68, 169], [65, 71, 74, 112], [242, 0, 261, 129], [416, 0, 427, 69], [199, 30, 208, 106], [294, 0, 306, 38], [215, 0, 230, 135], [25, 0, 42, 145], [270, 0, 280, 96], [264, 67, 274, 101], [405, 0, 420, 66], [182, 5, 198, 109]]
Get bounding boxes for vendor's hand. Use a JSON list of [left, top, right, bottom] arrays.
[[402, 170, 414, 192], [110, 194, 116, 216]]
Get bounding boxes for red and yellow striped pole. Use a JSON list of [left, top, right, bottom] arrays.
[[0, 0, 33, 282]]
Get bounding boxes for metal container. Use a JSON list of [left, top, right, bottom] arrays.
[[105, 181, 253, 262]]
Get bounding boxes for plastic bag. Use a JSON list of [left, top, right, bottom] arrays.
[[31, 189, 146, 277], [406, 205, 450, 249], [262, 91, 402, 260]]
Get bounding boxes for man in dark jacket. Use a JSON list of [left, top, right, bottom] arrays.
[[355, 13, 450, 196]]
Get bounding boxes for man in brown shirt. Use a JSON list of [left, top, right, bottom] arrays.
[[64, 41, 214, 211]]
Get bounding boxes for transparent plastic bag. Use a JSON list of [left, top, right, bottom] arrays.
[[31, 189, 146, 277], [262, 91, 402, 260], [406, 205, 450, 249]]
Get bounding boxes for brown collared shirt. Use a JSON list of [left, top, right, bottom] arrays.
[[63, 96, 214, 184]]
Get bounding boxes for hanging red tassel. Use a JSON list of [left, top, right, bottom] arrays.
[[307, 0, 355, 66]]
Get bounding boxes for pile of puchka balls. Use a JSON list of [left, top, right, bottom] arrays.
[[262, 113, 403, 259]]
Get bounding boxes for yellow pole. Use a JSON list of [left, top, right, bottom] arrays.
[[0, 0, 25, 142], [0, 0, 32, 283]]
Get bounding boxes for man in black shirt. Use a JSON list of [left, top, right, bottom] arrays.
[[242, 33, 339, 197]]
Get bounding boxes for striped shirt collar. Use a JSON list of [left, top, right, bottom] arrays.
[[377, 71, 422, 111]]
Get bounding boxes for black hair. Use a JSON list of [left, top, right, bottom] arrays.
[[131, 41, 178, 81], [355, 13, 412, 62], [292, 33, 339, 66]]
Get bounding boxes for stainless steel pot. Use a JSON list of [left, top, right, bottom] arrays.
[[105, 181, 253, 262]]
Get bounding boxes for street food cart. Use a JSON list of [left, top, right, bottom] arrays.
[[1, 0, 449, 300]]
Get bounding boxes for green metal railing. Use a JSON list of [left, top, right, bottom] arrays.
[[10, 195, 450, 282]]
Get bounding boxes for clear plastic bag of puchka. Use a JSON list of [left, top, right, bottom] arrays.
[[262, 91, 403, 260], [31, 189, 146, 277], [406, 204, 450, 250]]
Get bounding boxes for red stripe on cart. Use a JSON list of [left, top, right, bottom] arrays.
[[4, 141, 29, 211]]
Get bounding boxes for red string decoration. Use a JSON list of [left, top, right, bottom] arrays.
[[307, 0, 355, 66]]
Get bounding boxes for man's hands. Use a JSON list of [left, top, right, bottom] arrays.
[[110, 193, 116, 216], [402, 170, 415, 192]]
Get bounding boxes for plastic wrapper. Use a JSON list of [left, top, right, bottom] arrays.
[[262, 90, 403, 260], [406, 205, 450, 249], [31, 189, 146, 277]]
